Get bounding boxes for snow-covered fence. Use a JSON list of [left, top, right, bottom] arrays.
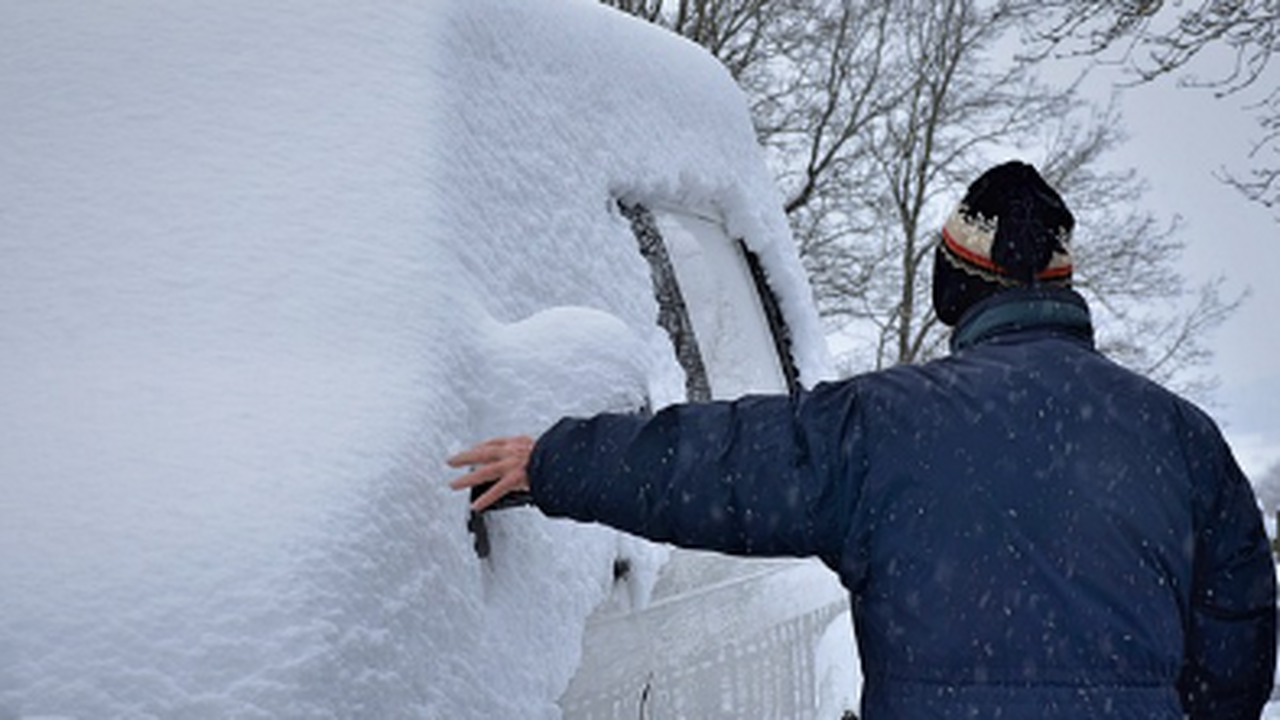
[[561, 556, 854, 720], [566, 602, 847, 719]]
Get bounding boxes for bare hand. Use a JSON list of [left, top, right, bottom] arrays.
[[447, 435, 535, 511]]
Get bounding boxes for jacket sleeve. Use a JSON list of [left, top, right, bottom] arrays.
[[527, 382, 863, 566], [1178, 422, 1277, 720]]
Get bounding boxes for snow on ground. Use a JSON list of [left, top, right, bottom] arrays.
[[0, 0, 828, 717]]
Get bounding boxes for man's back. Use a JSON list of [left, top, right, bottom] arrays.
[[849, 312, 1196, 715]]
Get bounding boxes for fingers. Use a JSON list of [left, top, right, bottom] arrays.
[[446, 435, 534, 467], [446, 437, 510, 468], [446, 464, 499, 491], [470, 471, 528, 512], [446, 435, 535, 511], [446, 453, 522, 491]]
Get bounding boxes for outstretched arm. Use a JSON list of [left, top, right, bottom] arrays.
[[446, 382, 863, 564], [523, 385, 862, 563]]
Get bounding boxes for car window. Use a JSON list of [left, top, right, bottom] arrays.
[[620, 201, 799, 400]]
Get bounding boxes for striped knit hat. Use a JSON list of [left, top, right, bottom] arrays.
[[932, 161, 1074, 326]]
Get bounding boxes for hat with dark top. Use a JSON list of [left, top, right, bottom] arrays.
[[932, 161, 1075, 326]]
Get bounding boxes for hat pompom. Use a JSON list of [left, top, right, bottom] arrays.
[[987, 166, 1072, 283]]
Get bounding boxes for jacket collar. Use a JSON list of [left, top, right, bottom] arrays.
[[950, 287, 1094, 353]]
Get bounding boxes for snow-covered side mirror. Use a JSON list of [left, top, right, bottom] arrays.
[[619, 201, 800, 400]]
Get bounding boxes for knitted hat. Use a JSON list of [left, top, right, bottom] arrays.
[[932, 161, 1075, 326]]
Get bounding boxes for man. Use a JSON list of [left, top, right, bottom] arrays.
[[448, 161, 1276, 718]]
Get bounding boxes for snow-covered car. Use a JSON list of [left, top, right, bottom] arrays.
[[0, 1, 847, 717]]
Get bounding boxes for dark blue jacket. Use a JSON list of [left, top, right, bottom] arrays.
[[529, 288, 1276, 719]]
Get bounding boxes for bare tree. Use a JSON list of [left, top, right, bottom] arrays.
[[1034, 1, 1278, 88], [599, 0, 788, 79], [1032, 2, 1280, 210], [601, 0, 1238, 398]]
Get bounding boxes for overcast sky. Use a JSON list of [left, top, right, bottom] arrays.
[[1094, 59, 1280, 479]]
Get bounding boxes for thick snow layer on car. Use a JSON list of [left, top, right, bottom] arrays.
[[0, 0, 829, 717]]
